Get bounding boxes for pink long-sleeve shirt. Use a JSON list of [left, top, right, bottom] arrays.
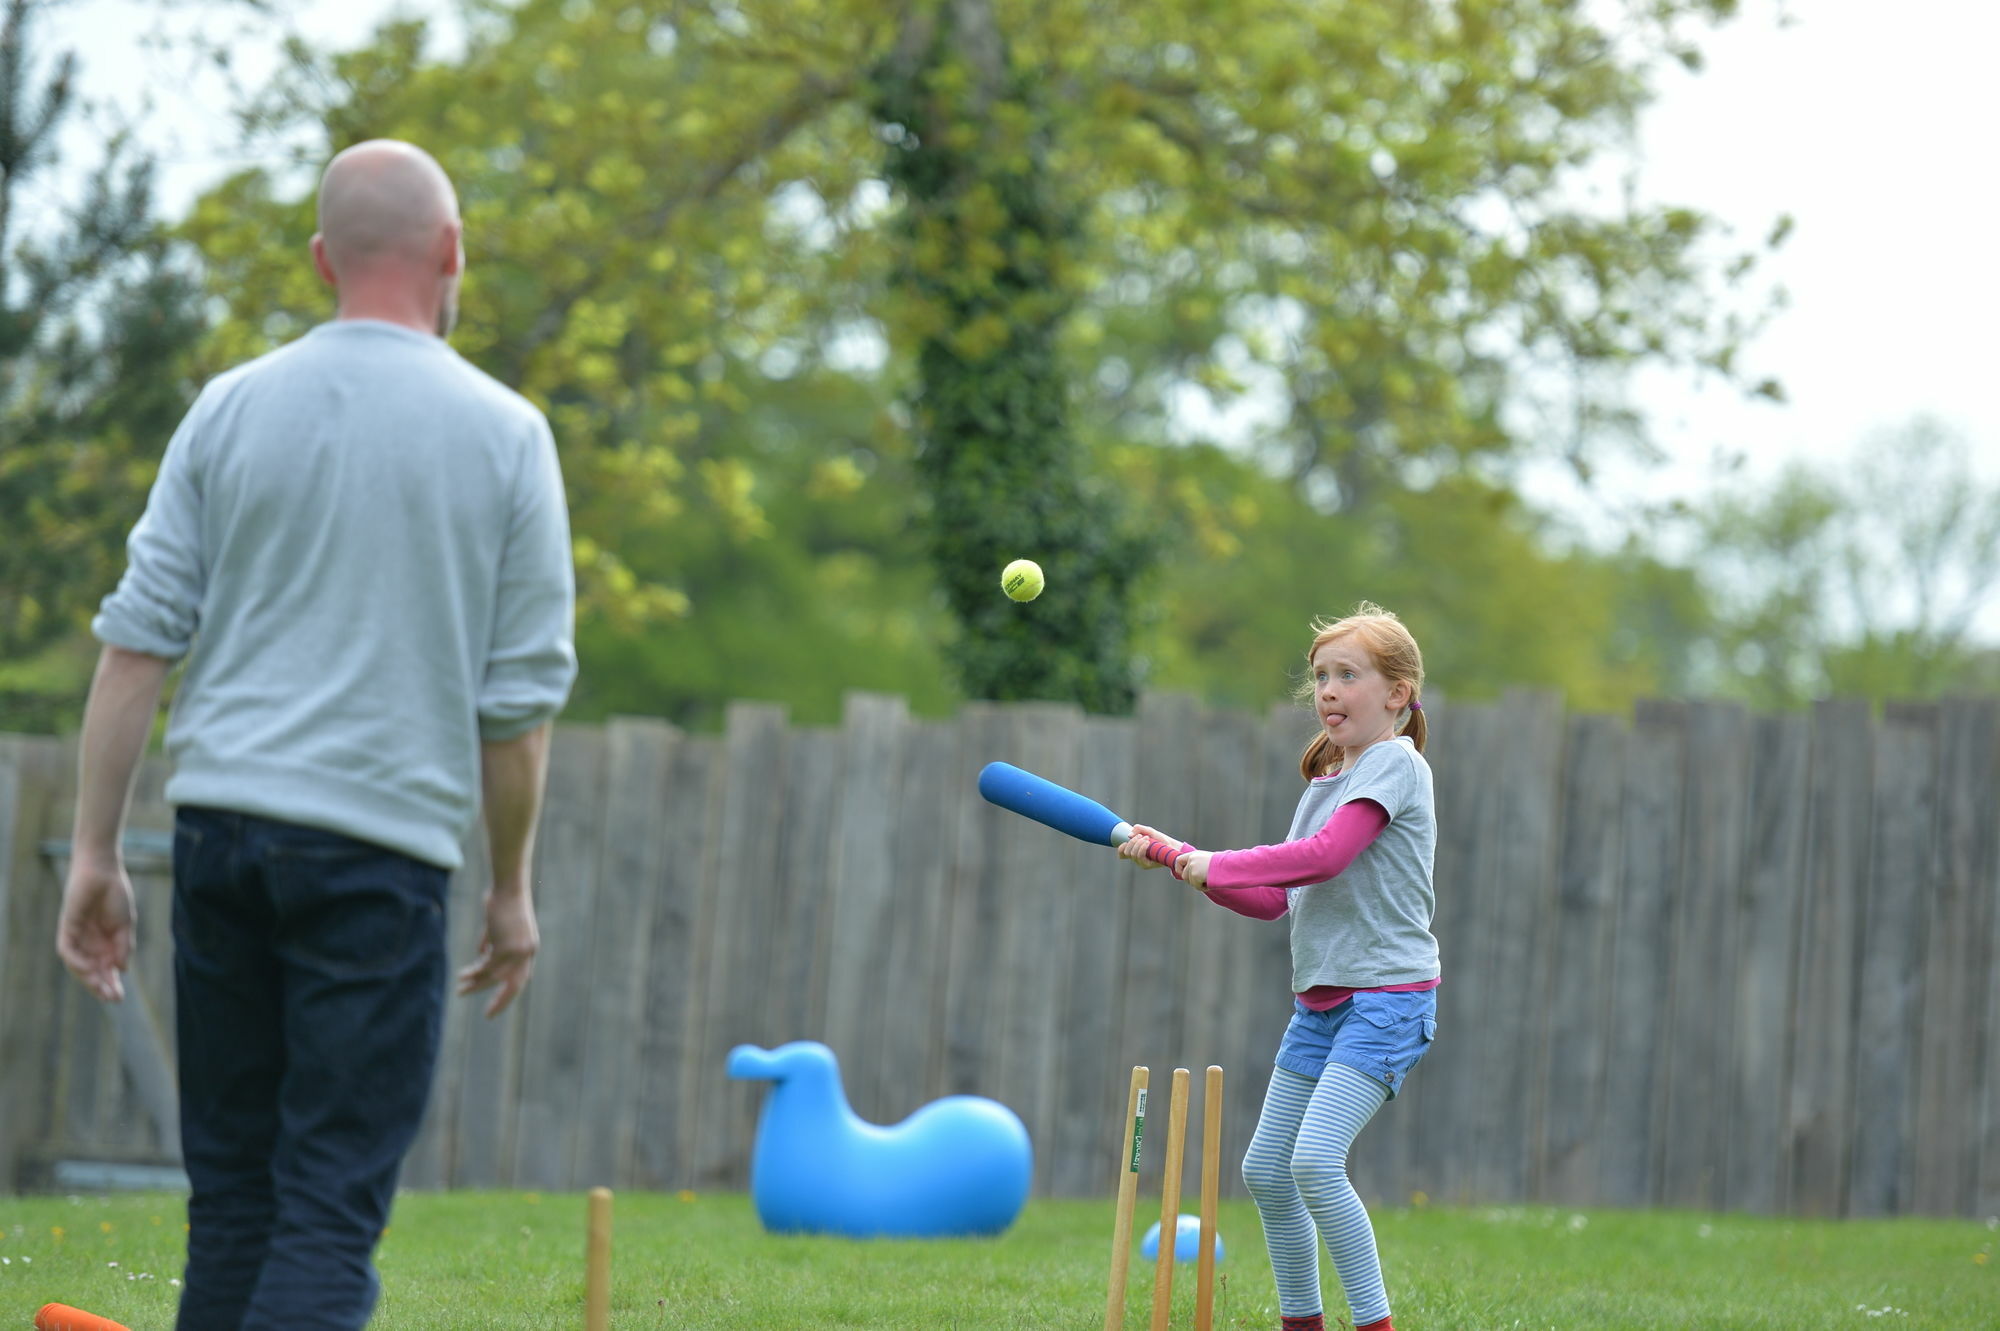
[[1176, 796, 1439, 1011]]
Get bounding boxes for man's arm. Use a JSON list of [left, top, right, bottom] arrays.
[[455, 722, 551, 1018], [57, 645, 172, 1001]]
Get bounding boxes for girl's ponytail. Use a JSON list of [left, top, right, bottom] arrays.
[[1298, 731, 1339, 781], [1402, 698, 1427, 752]]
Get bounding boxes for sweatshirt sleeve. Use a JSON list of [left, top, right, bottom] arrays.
[[1203, 798, 1391, 890], [92, 398, 209, 660], [477, 415, 578, 740]]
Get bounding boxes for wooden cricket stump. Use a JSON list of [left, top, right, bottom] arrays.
[[1104, 1066, 1150, 1331], [585, 1186, 613, 1331], [1106, 1063, 1223, 1331]]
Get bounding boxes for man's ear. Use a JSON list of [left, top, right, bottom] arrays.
[[440, 220, 464, 277], [310, 234, 338, 288]]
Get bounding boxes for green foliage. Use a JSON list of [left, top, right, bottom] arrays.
[[0, 0, 206, 730], [1106, 440, 1712, 712], [567, 372, 960, 729], [182, 0, 955, 727], [156, 0, 1768, 724], [875, 3, 1148, 711], [1673, 416, 2000, 707]]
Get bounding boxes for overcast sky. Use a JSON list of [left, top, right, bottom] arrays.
[[40, 0, 2000, 554]]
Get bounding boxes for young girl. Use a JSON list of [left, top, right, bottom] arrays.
[[1119, 602, 1437, 1331]]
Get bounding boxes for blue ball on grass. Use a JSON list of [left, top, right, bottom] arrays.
[[1139, 1213, 1223, 1263]]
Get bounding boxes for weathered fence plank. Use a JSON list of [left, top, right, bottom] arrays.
[[6, 692, 1999, 1219], [818, 693, 909, 1126], [2, 739, 69, 1183], [1787, 699, 1874, 1216], [1597, 703, 1687, 1209], [631, 730, 722, 1191], [1725, 712, 1810, 1214], [939, 703, 1008, 1103], [882, 721, 963, 1111], [766, 726, 844, 1045], [0, 740, 18, 1030], [570, 717, 678, 1190], [1910, 701, 1996, 1215], [1538, 712, 1626, 1205], [1478, 690, 1564, 1204], [1980, 703, 2000, 1219], [686, 702, 790, 1192], [1414, 695, 1498, 1206], [1660, 702, 1751, 1209], [1849, 706, 1941, 1216]]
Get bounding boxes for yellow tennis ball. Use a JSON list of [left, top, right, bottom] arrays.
[[1001, 558, 1044, 602]]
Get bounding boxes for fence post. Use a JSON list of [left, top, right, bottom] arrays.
[[1787, 698, 1875, 1216], [1911, 700, 1999, 1216], [0, 737, 68, 1189]]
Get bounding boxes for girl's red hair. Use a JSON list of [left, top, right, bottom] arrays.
[[1295, 602, 1426, 780]]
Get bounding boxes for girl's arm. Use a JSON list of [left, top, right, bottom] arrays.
[[1124, 801, 1387, 914], [1198, 799, 1391, 890], [1197, 879, 1290, 920], [1118, 827, 1287, 917]]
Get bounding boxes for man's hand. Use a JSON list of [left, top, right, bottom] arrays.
[[58, 853, 137, 1002], [58, 644, 170, 1003], [456, 884, 539, 1018]]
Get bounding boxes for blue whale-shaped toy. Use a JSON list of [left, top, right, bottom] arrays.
[[726, 1040, 1032, 1238]]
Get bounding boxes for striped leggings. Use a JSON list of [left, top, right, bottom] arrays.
[[1240, 1064, 1393, 1325]]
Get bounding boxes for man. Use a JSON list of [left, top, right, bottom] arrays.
[[54, 139, 577, 1331]]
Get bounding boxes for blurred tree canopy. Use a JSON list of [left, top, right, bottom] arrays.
[[1669, 416, 2000, 707], [169, 0, 1770, 724], [0, 0, 206, 730], [8, 0, 1807, 732]]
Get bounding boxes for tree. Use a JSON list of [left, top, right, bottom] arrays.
[[1674, 416, 2000, 706], [0, 0, 206, 730], [1103, 436, 1716, 712], [173, 0, 1769, 718], [875, 1, 1149, 709]]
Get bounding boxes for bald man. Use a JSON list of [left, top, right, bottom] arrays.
[[57, 139, 576, 1331]]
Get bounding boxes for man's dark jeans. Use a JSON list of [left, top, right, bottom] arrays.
[[171, 806, 449, 1331]]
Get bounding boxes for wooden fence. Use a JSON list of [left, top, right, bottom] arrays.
[[2, 693, 1996, 1218]]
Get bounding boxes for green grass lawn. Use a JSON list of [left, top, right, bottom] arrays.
[[2, 1191, 1993, 1329]]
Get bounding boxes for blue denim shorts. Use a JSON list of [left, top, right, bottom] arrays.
[[1273, 988, 1438, 1097]]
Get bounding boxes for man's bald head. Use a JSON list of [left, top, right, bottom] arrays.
[[315, 140, 460, 275], [312, 140, 464, 335]]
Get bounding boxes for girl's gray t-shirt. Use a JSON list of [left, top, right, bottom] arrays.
[[1281, 736, 1440, 990]]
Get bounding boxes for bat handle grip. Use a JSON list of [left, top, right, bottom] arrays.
[[1143, 839, 1185, 867]]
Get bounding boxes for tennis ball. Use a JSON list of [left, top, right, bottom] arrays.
[[1001, 559, 1044, 602]]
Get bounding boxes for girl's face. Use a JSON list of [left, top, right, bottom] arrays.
[[1311, 637, 1410, 748]]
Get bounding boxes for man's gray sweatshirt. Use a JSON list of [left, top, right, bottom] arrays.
[[93, 319, 577, 868]]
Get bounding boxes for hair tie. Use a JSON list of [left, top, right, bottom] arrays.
[[1409, 698, 1422, 712]]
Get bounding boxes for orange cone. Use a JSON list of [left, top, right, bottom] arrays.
[[35, 1304, 133, 1331]]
